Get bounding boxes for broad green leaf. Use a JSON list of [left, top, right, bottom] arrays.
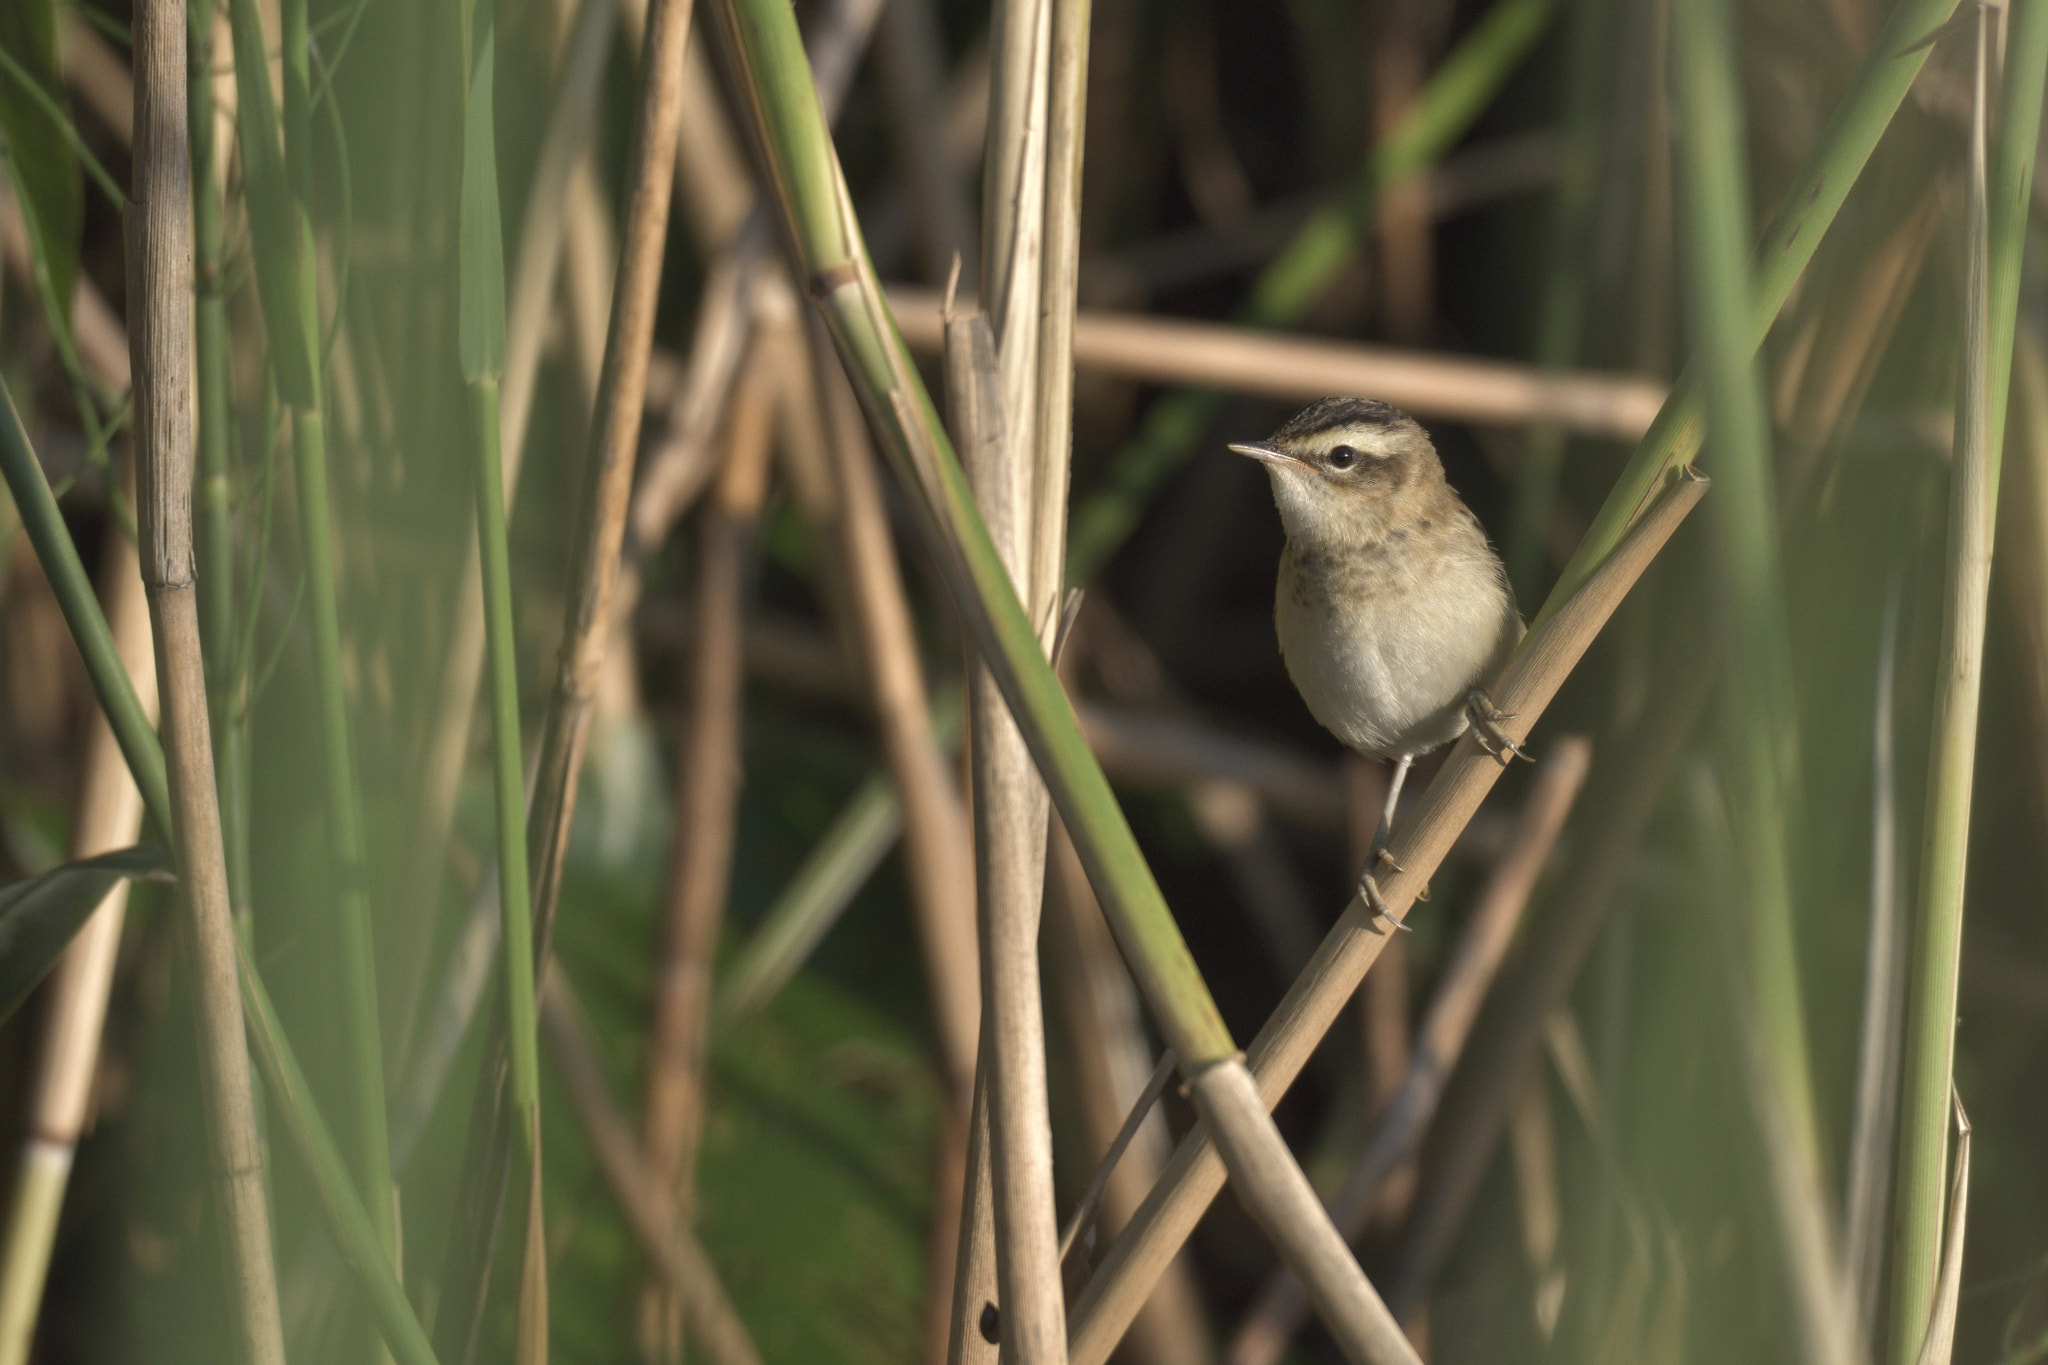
[[0, 843, 173, 1021], [457, 3, 506, 382], [0, 0, 81, 311]]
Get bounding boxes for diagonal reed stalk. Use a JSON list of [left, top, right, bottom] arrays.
[[237, 945, 441, 1365], [1065, 471, 1704, 1362], [126, 0, 287, 1356], [1672, 2, 1845, 1361], [1533, 0, 1964, 632], [1065, 0, 1957, 1346], [710, 0, 1430, 1358], [1889, 2, 2043, 1355], [1225, 737, 1594, 1365]]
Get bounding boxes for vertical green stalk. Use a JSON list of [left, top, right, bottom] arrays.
[[458, 0, 532, 1180], [457, 2, 545, 1354], [1671, 0, 1820, 1180], [1985, 0, 2048, 487], [229, 0, 395, 1261], [188, 0, 250, 920], [1891, 4, 2045, 1356]]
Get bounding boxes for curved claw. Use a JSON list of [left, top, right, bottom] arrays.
[[1357, 872, 1412, 932], [1466, 689, 1531, 766]]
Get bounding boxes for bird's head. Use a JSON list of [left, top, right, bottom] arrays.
[[1229, 398, 1441, 541]]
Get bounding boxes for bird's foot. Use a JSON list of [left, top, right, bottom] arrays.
[[1357, 869, 1412, 932], [1466, 688, 1531, 766]]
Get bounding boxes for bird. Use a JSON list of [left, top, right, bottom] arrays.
[[1230, 397, 1526, 928]]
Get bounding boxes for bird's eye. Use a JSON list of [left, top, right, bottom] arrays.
[[1328, 445, 1359, 470]]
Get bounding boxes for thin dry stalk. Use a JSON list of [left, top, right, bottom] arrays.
[[0, 527, 155, 1365], [809, 320, 979, 1087], [886, 287, 1669, 440], [1066, 471, 1704, 1365], [1077, 702, 1348, 833], [979, 0, 1052, 576], [1185, 1064, 1420, 1365], [1026, 0, 1089, 633], [1044, 828, 1211, 1365], [945, 1063, 999, 1365], [639, 347, 777, 1355], [956, 304, 1067, 1364], [1226, 737, 1594, 1365], [540, 975, 765, 1365], [524, 0, 696, 958], [128, 0, 285, 1357]]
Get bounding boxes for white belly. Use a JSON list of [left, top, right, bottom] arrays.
[[1275, 546, 1517, 759]]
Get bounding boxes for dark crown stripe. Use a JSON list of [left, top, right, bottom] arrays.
[[1270, 396, 1408, 441]]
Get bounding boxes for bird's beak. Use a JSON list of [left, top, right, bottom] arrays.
[[1228, 441, 1300, 467]]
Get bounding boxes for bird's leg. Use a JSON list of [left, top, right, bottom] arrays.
[[1357, 754, 1414, 931], [1466, 688, 1531, 765]]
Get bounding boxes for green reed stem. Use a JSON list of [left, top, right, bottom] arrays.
[[288, 405, 396, 1254], [1891, 4, 2047, 1356], [1531, 0, 1965, 634], [0, 382, 170, 833], [1674, 3, 1847, 1361], [1672, 0, 1818, 1177], [468, 380, 539, 1145], [713, 0, 1232, 1068], [238, 943, 439, 1365], [1062, 0, 1555, 583], [188, 0, 251, 920]]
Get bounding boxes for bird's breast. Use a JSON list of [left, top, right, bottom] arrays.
[[1274, 531, 1516, 759]]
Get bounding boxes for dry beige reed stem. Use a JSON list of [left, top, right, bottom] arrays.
[[639, 346, 777, 1354], [944, 1062, 999, 1365], [0, 528, 155, 1365], [1187, 1064, 1420, 1365], [1066, 469, 1706, 1365], [887, 286, 1669, 441], [1227, 736, 1595, 1365], [540, 975, 765, 1365], [128, 0, 285, 1357], [525, 0, 697, 953], [956, 301, 1068, 1364]]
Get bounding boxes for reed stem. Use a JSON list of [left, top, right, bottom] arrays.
[[129, 0, 286, 1353]]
